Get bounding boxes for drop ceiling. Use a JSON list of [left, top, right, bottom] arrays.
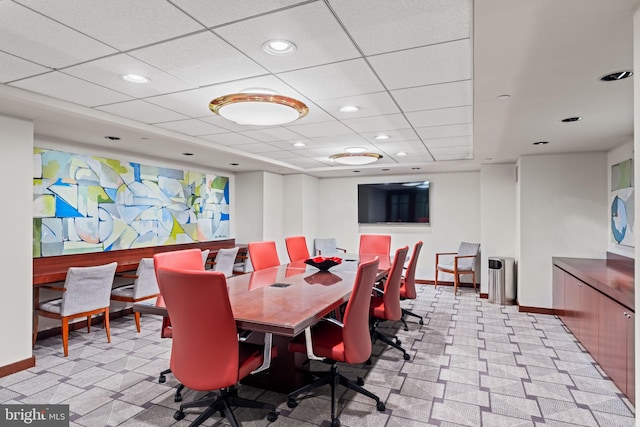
[[0, 0, 635, 177]]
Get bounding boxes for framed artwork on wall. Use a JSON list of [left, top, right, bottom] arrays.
[[610, 158, 634, 247]]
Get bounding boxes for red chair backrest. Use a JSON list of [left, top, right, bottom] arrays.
[[403, 241, 423, 299], [359, 234, 391, 256], [342, 257, 379, 364], [156, 268, 239, 391], [248, 241, 280, 271], [381, 246, 409, 321], [285, 236, 310, 262]]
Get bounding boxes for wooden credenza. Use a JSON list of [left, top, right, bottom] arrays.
[[552, 254, 634, 403]]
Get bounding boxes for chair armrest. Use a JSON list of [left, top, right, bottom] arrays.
[[251, 332, 274, 375], [372, 287, 385, 295], [238, 329, 253, 342], [115, 273, 138, 279], [322, 317, 344, 328], [454, 255, 477, 259], [206, 261, 217, 266], [336, 247, 347, 253], [304, 327, 325, 361]]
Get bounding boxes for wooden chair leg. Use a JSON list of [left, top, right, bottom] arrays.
[[62, 317, 69, 357], [104, 309, 111, 343], [87, 315, 91, 333], [434, 269, 438, 288], [472, 271, 476, 292], [134, 312, 141, 333], [32, 312, 39, 348], [454, 273, 459, 295]]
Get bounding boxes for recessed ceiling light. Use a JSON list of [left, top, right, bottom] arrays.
[[262, 39, 296, 55], [374, 134, 390, 140], [353, 170, 361, 173], [396, 152, 408, 156], [496, 94, 511, 101], [339, 105, 360, 113], [561, 116, 582, 122], [120, 74, 150, 84], [411, 167, 421, 170], [104, 136, 120, 141], [533, 141, 549, 145], [345, 147, 366, 154], [292, 142, 306, 147], [229, 163, 239, 166], [182, 152, 193, 156], [600, 70, 633, 81], [485, 157, 493, 160], [381, 168, 390, 171]]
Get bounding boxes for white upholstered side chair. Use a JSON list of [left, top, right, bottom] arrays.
[[212, 247, 240, 278], [34, 262, 118, 357], [111, 258, 160, 332], [313, 238, 347, 256], [201, 249, 210, 267], [434, 242, 480, 295]]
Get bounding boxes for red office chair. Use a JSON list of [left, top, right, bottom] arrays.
[[156, 267, 278, 427], [287, 258, 385, 427], [285, 236, 310, 262], [399, 241, 424, 331], [154, 249, 205, 402], [248, 241, 280, 271], [359, 234, 391, 256], [370, 245, 411, 361]]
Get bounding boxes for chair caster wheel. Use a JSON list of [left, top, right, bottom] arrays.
[[377, 401, 386, 411], [395, 339, 402, 345], [365, 358, 372, 366], [174, 392, 182, 402], [158, 374, 166, 383], [331, 418, 341, 427], [403, 326, 409, 331], [173, 410, 185, 421], [219, 410, 225, 418], [419, 319, 424, 325], [287, 398, 298, 408], [403, 353, 410, 360], [267, 411, 278, 422]]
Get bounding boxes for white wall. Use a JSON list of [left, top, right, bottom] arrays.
[[607, 141, 635, 258], [235, 171, 265, 245], [518, 153, 608, 308], [317, 172, 481, 281], [283, 174, 319, 260], [263, 172, 285, 258], [0, 116, 34, 367], [480, 163, 517, 294]]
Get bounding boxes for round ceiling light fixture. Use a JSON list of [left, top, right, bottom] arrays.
[[262, 39, 296, 55], [600, 70, 633, 81], [330, 152, 383, 165], [120, 74, 151, 84], [210, 88, 308, 126]]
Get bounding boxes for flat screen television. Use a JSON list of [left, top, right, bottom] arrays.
[[358, 181, 430, 224]]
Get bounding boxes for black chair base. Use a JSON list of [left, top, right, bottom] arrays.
[[174, 387, 278, 427], [159, 368, 185, 402], [400, 308, 424, 331], [287, 362, 385, 427], [371, 320, 411, 360]]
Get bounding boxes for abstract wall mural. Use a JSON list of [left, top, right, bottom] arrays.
[[610, 158, 634, 247], [33, 148, 230, 257]]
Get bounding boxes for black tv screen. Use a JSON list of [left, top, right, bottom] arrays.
[[358, 181, 430, 224]]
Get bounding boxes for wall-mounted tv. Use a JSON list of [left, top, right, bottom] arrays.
[[358, 181, 430, 225]]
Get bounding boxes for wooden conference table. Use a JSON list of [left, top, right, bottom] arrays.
[[135, 253, 390, 392]]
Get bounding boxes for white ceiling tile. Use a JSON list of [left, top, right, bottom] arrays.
[[415, 123, 473, 140], [171, 0, 307, 28], [63, 54, 197, 98], [423, 136, 472, 148], [277, 59, 384, 100], [259, 150, 302, 160], [328, 0, 471, 55], [238, 127, 302, 142], [342, 114, 411, 133], [11, 72, 131, 107], [391, 154, 435, 163], [0, 2, 116, 69], [215, 2, 359, 73], [315, 92, 401, 119], [309, 134, 369, 147], [299, 143, 379, 156], [154, 119, 229, 136], [406, 106, 472, 128], [0, 51, 49, 83], [277, 157, 327, 168], [97, 100, 188, 123], [199, 133, 260, 146], [286, 121, 354, 138], [374, 140, 428, 153], [267, 139, 317, 150], [16, 0, 203, 51], [359, 129, 419, 143], [392, 80, 472, 112], [129, 32, 268, 87], [368, 40, 471, 90], [232, 143, 281, 154]]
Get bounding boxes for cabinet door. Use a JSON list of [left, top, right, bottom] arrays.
[[578, 282, 599, 360], [598, 296, 628, 395], [627, 311, 635, 404], [564, 277, 580, 337], [552, 266, 565, 319]]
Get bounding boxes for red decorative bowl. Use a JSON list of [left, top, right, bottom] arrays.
[[304, 256, 342, 271]]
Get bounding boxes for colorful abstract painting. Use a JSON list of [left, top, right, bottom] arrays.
[[33, 148, 230, 257], [610, 159, 634, 247]]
